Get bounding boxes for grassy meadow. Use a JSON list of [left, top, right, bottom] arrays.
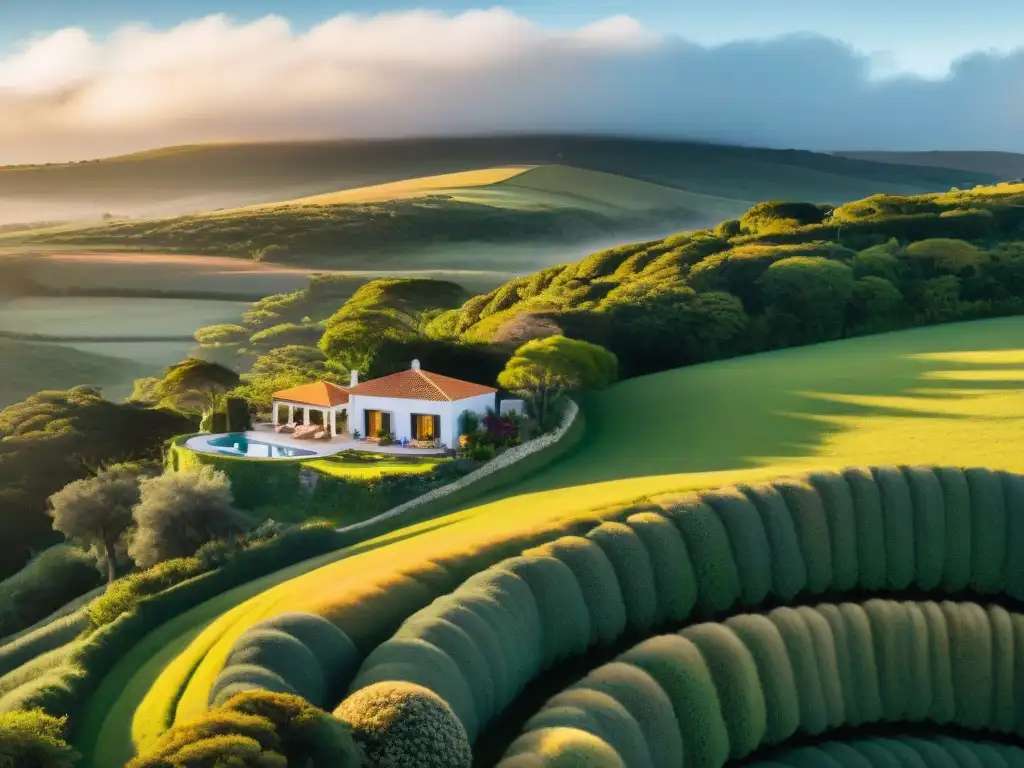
[[71, 315, 1024, 767]]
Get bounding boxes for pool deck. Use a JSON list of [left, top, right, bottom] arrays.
[[185, 425, 448, 460]]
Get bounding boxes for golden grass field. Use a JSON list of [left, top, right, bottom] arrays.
[[76, 316, 1024, 766]]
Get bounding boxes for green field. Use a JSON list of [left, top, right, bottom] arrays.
[[0, 338, 151, 408], [72, 315, 1024, 767]]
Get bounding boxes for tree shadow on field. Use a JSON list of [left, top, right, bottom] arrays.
[[521, 318, 1024, 491]]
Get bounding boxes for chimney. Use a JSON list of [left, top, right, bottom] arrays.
[[350, 370, 359, 387], [411, 359, 421, 371]]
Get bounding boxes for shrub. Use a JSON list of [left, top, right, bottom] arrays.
[[0, 546, 100, 638], [524, 688, 651, 768], [863, 600, 912, 722], [257, 613, 360, 706], [814, 605, 857, 726], [739, 483, 806, 601], [724, 614, 799, 745], [209, 665, 299, 708], [334, 681, 472, 768], [842, 467, 888, 590], [500, 727, 626, 767], [945, 601, 993, 730], [0, 709, 78, 768], [394, 615, 496, 728], [836, 603, 883, 725], [769, 606, 828, 735], [210, 411, 229, 433], [901, 466, 946, 590], [871, 467, 915, 590], [225, 397, 252, 432], [496, 556, 591, 670], [618, 635, 729, 768], [524, 536, 626, 648], [679, 622, 765, 759], [796, 606, 845, 728], [584, 523, 658, 634], [773, 478, 834, 594], [700, 488, 772, 607], [663, 495, 741, 615], [920, 601, 954, 724], [807, 471, 859, 591], [989, 605, 1015, 733], [1001, 471, 1024, 600], [224, 629, 326, 707], [966, 467, 1006, 593], [570, 662, 682, 768], [132, 690, 361, 768], [625, 512, 697, 624], [350, 638, 479, 741], [903, 602, 931, 723]]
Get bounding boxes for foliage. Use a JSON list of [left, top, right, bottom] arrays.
[[130, 691, 361, 768], [193, 324, 250, 346], [0, 387, 193, 579], [438, 182, 1024, 379], [47, 464, 146, 583], [128, 467, 251, 568], [0, 709, 77, 768], [154, 358, 241, 417], [498, 336, 617, 429], [335, 681, 471, 768], [0, 546, 99, 639], [225, 397, 252, 433]]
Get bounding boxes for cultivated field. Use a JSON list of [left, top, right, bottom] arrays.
[[75, 315, 1024, 766]]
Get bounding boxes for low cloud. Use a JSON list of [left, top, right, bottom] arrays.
[[1, 8, 1022, 164]]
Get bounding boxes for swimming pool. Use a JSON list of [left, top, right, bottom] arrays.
[[206, 433, 317, 459]]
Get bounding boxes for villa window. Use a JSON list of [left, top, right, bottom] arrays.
[[365, 410, 390, 437], [411, 414, 440, 441]]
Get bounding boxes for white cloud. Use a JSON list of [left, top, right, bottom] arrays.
[[0, 8, 1022, 164]]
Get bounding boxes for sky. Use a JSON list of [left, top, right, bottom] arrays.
[[1, 1, 1023, 163]]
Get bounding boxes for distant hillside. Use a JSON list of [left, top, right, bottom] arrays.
[[837, 150, 1024, 181], [0, 135, 995, 224], [429, 180, 1024, 377]]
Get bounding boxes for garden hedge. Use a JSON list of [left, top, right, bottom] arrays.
[[499, 600, 1024, 767], [745, 736, 1024, 768], [327, 464, 1024, 752]]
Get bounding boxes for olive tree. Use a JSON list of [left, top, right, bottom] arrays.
[[128, 466, 251, 568], [48, 464, 144, 583]]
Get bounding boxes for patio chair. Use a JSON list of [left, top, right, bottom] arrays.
[[313, 430, 330, 440], [293, 425, 318, 440], [276, 423, 297, 434]]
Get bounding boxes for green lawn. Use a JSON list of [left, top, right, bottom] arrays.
[[76, 316, 1024, 766], [303, 453, 445, 479]]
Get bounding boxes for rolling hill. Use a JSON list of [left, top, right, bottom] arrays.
[[0, 135, 995, 226], [837, 150, 1024, 180]]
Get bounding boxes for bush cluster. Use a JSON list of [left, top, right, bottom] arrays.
[[341, 464, 1024, 747], [129, 690, 361, 768], [503, 599, 1024, 767], [0, 709, 77, 768]]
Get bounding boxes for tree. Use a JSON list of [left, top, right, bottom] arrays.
[[497, 336, 617, 429], [904, 238, 985, 274], [48, 464, 144, 583], [128, 467, 251, 568], [155, 359, 241, 418], [849, 276, 904, 331]]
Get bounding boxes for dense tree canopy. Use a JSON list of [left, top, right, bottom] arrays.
[[0, 388, 193, 579]]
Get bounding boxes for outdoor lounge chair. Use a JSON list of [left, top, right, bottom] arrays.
[[292, 425, 319, 440], [313, 430, 329, 440], [275, 423, 297, 434]]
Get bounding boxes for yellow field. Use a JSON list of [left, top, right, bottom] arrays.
[[234, 167, 535, 211], [84, 316, 1024, 766]]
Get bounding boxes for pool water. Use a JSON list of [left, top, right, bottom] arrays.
[[206, 433, 316, 459]]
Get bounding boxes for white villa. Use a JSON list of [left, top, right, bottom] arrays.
[[270, 360, 497, 449]]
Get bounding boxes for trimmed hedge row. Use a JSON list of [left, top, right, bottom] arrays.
[[0, 524, 349, 730], [500, 600, 1024, 767], [340, 465, 1024, 744], [747, 736, 1024, 768]]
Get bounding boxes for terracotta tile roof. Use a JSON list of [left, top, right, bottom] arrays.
[[348, 368, 496, 402], [272, 381, 350, 407]]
